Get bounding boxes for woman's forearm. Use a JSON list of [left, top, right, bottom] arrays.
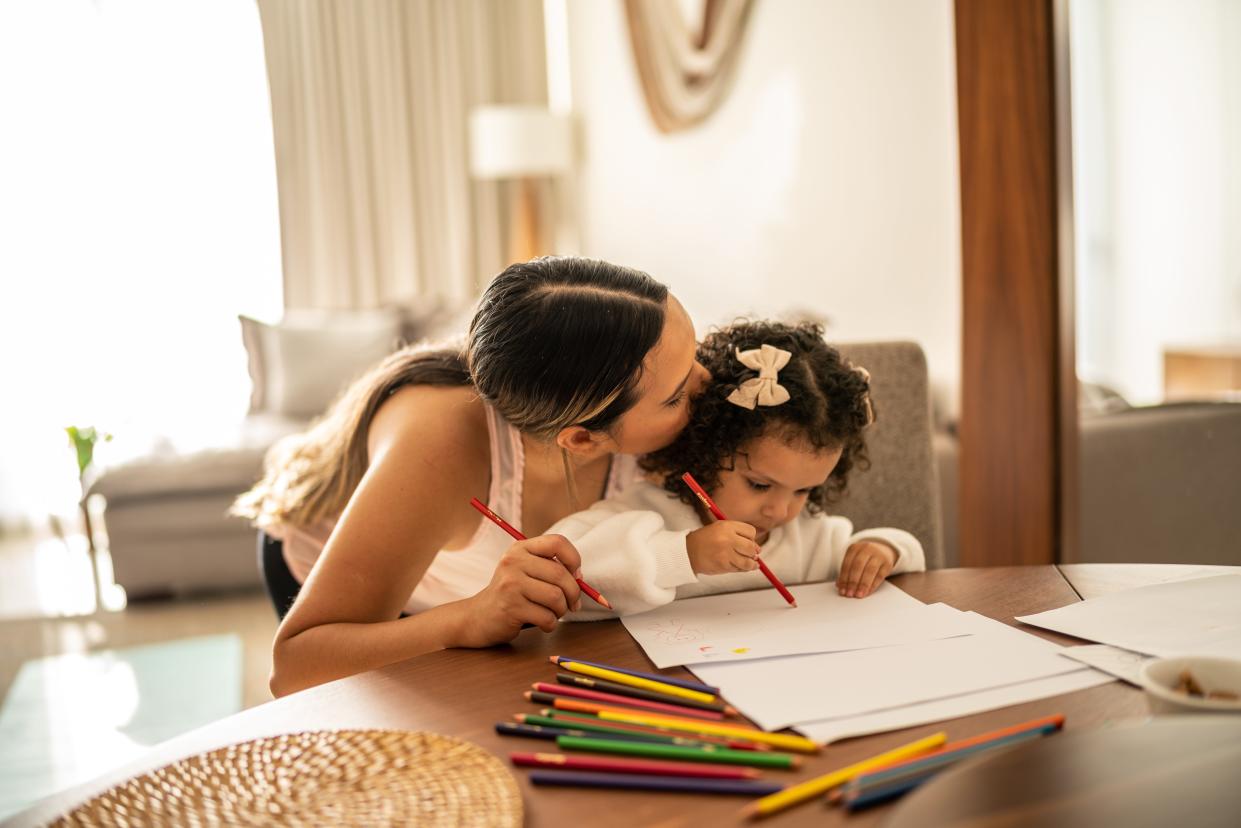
[[269, 600, 470, 697]]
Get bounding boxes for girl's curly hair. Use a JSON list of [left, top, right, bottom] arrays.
[[640, 320, 873, 514]]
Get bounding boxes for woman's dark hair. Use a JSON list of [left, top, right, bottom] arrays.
[[641, 320, 872, 514], [468, 257, 668, 439], [235, 256, 668, 529]]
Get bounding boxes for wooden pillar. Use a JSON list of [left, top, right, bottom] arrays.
[[954, 0, 1077, 566]]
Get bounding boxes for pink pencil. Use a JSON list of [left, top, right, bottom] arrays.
[[532, 682, 725, 721]]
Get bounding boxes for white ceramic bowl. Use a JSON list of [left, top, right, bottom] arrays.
[[1138, 656, 1241, 715]]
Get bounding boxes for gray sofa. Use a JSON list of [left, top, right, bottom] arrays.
[[934, 399, 1241, 567]]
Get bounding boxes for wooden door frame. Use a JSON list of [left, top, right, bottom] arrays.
[[954, 0, 1078, 566]]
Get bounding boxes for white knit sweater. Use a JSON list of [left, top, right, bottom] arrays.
[[552, 480, 925, 621]]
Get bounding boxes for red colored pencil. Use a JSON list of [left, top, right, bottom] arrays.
[[510, 751, 763, 779], [680, 473, 797, 608], [469, 496, 612, 609], [532, 682, 725, 721]]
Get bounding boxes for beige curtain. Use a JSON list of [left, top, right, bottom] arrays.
[[622, 0, 755, 133], [257, 0, 547, 311]]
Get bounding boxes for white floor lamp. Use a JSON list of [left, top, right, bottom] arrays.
[[468, 105, 574, 264]]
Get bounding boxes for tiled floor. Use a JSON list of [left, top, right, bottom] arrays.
[[0, 527, 276, 820]]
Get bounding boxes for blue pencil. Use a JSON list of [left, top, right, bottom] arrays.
[[495, 722, 666, 744], [550, 655, 719, 695], [839, 725, 1058, 811], [843, 772, 933, 810], [530, 769, 783, 796], [847, 724, 1057, 791]]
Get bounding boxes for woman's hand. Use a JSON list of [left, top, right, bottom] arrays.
[[687, 521, 761, 575], [837, 541, 898, 598], [454, 534, 584, 647]]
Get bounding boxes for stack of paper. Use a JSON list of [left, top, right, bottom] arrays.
[[1016, 574, 1241, 659], [620, 582, 1113, 744]]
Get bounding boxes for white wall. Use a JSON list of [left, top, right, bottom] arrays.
[[563, 0, 962, 416]]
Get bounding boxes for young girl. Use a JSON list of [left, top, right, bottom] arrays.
[[548, 320, 925, 618]]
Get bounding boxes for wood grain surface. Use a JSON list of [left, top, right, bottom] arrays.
[[8, 567, 1172, 828]]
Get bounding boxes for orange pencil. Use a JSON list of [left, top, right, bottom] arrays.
[[470, 497, 612, 609], [680, 473, 797, 608]]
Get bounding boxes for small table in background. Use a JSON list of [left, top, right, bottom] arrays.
[[1163, 344, 1241, 401]]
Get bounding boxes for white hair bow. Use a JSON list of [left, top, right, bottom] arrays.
[[726, 344, 792, 409]]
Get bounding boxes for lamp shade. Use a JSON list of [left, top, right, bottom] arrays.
[[468, 105, 573, 179]]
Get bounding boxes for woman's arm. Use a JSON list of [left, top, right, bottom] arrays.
[[268, 386, 582, 696]]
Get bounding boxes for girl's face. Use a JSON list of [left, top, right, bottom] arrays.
[[712, 434, 842, 545], [609, 295, 710, 455]]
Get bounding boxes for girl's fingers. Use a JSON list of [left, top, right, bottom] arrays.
[[838, 548, 862, 595], [857, 555, 885, 597]]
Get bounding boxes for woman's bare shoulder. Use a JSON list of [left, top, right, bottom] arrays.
[[368, 384, 488, 460]]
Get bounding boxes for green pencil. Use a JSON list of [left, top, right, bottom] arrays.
[[556, 735, 801, 769], [516, 714, 694, 745]]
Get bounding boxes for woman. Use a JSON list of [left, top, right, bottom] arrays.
[[235, 257, 709, 695]]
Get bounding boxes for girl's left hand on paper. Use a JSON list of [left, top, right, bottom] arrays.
[[837, 541, 898, 598]]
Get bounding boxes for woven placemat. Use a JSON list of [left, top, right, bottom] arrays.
[[51, 729, 523, 827]]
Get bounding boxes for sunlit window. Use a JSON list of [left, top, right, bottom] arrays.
[[0, 0, 283, 526]]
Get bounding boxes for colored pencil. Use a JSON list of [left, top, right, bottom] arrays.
[[850, 714, 1065, 779], [556, 735, 800, 770], [681, 473, 797, 608], [552, 673, 733, 715], [495, 721, 667, 744], [841, 724, 1060, 799], [469, 497, 612, 609], [740, 731, 947, 819], [509, 751, 763, 779], [530, 769, 785, 796], [841, 771, 933, 810], [543, 709, 770, 751], [549, 655, 720, 695], [516, 714, 707, 746], [538, 695, 724, 720], [554, 657, 718, 704], [536, 680, 727, 721], [598, 710, 819, 754]]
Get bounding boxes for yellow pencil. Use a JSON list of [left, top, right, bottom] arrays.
[[740, 732, 947, 819], [553, 658, 717, 705], [598, 709, 820, 754]]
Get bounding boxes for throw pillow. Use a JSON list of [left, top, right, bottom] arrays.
[[239, 310, 403, 418]]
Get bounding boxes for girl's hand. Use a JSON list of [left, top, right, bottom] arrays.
[[687, 521, 761, 575], [455, 535, 583, 647], [837, 541, 898, 598]]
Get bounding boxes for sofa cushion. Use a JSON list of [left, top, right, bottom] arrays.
[[239, 310, 404, 418], [87, 413, 306, 504]]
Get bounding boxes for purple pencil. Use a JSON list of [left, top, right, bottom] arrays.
[[529, 769, 783, 796]]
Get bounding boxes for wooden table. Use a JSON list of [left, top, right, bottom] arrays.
[[9, 565, 1234, 827]]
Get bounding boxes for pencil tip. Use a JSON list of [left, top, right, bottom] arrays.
[[548, 655, 560, 664], [790, 601, 798, 608], [597, 594, 613, 609], [523, 691, 532, 700], [514, 713, 526, 722]]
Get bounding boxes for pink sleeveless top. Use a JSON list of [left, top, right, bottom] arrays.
[[277, 404, 639, 615]]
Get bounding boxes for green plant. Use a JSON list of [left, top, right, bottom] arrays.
[[65, 425, 112, 484]]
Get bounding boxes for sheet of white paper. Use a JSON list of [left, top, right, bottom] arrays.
[[1016, 574, 1241, 658], [689, 607, 1084, 730], [619, 582, 973, 668], [1060, 644, 1153, 685], [793, 668, 1114, 744]]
